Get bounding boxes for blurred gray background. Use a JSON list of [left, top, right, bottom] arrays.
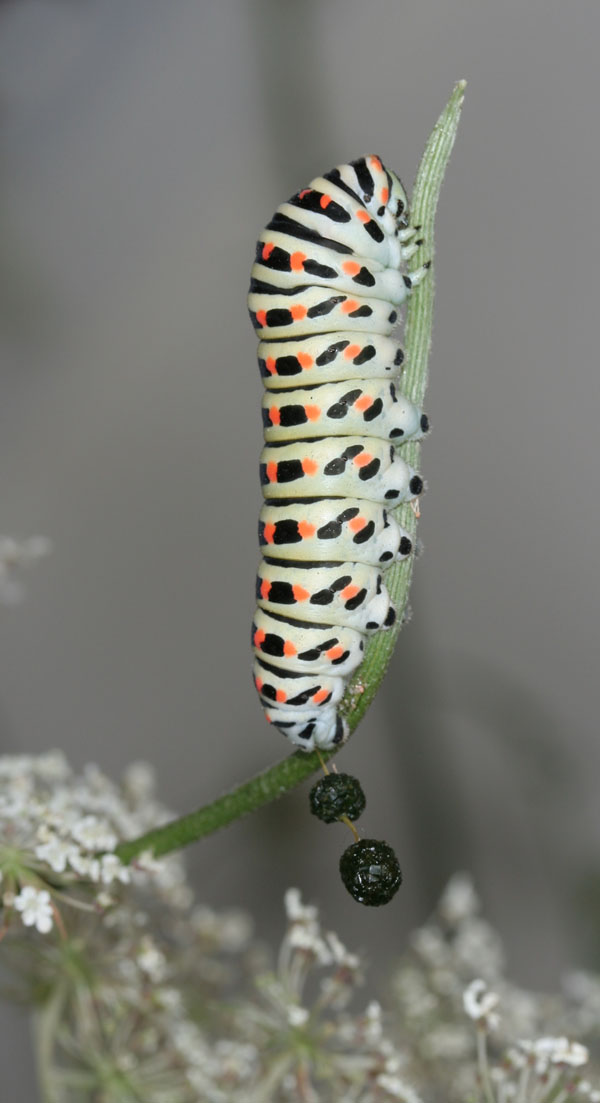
[[1, 0, 599, 1088]]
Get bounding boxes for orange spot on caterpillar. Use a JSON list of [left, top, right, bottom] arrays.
[[342, 260, 361, 276], [255, 676, 264, 692], [301, 458, 318, 476], [356, 209, 370, 223], [256, 309, 267, 326], [298, 188, 311, 199], [341, 584, 360, 601], [298, 521, 316, 539], [354, 394, 373, 412], [380, 187, 389, 204], [276, 688, 287, 703], [320, 194, 332, 209], [292, 584, 310, 602], [353, 452, 373, 468], [344, 344, 362, 360], [304, 405, 321, 421], [312, 688, 329, 704], [370, 156, 383, 172], [262, 242, 275, 260], [290, 251, 307, 271], [349, 516, 367, 534], [260, 579, 271, 600], [254, 629, 266, 647], [269, 405, 281, 425], [283, 640, 297, 657], [341, 300, 360, 314], [290, 304, 307, 320], [266, 461, 278, 483], [264, 523, 276, 544], [326, 645, 344, 661], [265, 357, 277, 375], [297, 351, 313, 369]]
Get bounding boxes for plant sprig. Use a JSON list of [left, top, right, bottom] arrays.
[[116, 81, 466, 866]]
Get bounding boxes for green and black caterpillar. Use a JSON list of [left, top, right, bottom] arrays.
[[248, 156, 429, 750]]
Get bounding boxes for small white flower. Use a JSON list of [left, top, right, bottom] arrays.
[[217, 910, 253, 951], [454, 916, 505, 978], [95, 891, 115, 909], [132, 849, 163, 874], [122, 761, 156, 800], [171, 1019, 207, 1064], [326, 930, 360, 970], [284, 887, 317, 924], [463, 979, 500, 1028], [521, 1036, 589, 1069], [287, 1005, 309, 1027], [410, 925, 448, 967], [68, 851, 100, 880], [14, 886, 54, 933], [551, 1038, 589, 1067], [155, 986, 184, 1014], [137, 936, 168, 982], [438, 872, 480, 923], [288, 923, 332, 964], [376, 1073, 424, 1102], [364, 1000, 383, 1043], [99, 853, 130, 885], [71, 815, 117, 852], [578, 1083, 600, 1102], [34, 835, 78, 874]]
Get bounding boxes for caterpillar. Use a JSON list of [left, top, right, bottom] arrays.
[[248, 155, 429, 751]]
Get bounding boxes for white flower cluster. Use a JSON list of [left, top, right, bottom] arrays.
[[240, 887, 424, 1102], [461, 981, 597, 1102], [391, 873, 600, 1103], [0, 535, 51, 605], [0, 752, 190, 936], [1, 755, 599, 1103]]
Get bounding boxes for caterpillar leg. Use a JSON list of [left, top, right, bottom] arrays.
[[400, 239, 425, 262], [403, 260, 431, 291], [398, 225, 424, 245]]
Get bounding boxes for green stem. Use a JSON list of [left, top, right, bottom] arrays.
[[116, 81, 466, 865], [116, 750, 335, 862], [33, 982, 66, 1103], [476, 1026, 497, 1103], [339, 79, 466, 729]]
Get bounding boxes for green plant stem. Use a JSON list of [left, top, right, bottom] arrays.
[[116, 81, 466, 866], [339, 78, 466, 729], [33, 981, 66, 1103]]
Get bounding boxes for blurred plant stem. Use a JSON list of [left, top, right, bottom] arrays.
[[116, 80, 466, 866]]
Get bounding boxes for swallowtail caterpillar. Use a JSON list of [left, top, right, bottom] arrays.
[[248, 156, 429, 750]]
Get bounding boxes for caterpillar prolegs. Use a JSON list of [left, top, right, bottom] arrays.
[[248, 155, 429, 750]]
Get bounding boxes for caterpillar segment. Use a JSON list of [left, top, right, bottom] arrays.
[[252, 608, 365, 678], [261, 381, 426, 444], [248, 155, 429, 749], [255, 560, 396, 632], [258, 498, 411, 566], [260, 437, 422, 504], [257, 333, 405, 389]]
